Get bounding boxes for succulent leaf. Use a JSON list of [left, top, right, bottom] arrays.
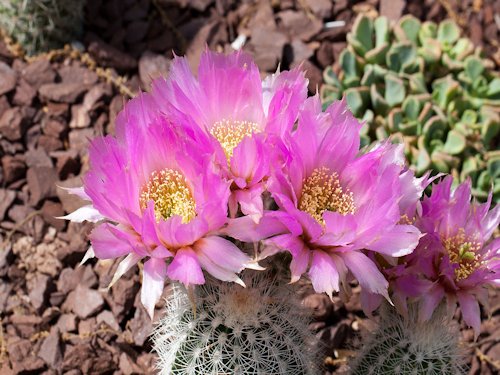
[[437, 20, 461, 46], [321, 14, 500, 202]]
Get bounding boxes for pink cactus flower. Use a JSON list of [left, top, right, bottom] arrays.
[[62, 91, 261, 318], [152, 50, 308, 222], [227, 97, 421, 300], [405, 176, 499, 336]]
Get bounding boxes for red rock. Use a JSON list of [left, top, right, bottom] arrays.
[[69, 128, 94, 155], [128, 306, 152, 346], [249, 28, 288, 71], [13, 79, 37, 106], [42, 118, 67, 138], [316, 41, 334, 68], [0, 95, 10, 114], [57, 266, 98, 294], [108, 95, 124, 134], [78, 317, 96, 336], [96, 310, 120, 331], [44, 102, 69, 118], [28, 273, 51, 310], [41, 200, 66, 230], [279, 10, 323, 41], [304, 0, 332, 19], [55, 314, 77, 333], [65, 285, 105, 319], [25, 148, 53, 168], [125, 20, 150, 44], [290, 39, 315, 65], [380, 0, 405, 21], [0, 107, 30, 141], [1, 155, 26, 185], [122, 0, 148, 20], [38, 135, 64, 152], [0, 189, 16, 220], [52, 150, 80, 179], [119, 352, 142, 375], [38, 328, 63, 368], [247, 1, 276, 30], [39, 82, 88, 103], [138, 51, 171, 89], [88, 39, 137, 71], [49, 291, 66, 307], [21, 59, 56, 89], [7, 338, 46, 373], [0, 61, 17, 95], [58, 65, 99, 86], [107, 277, 140, 322], [56, 176, 86, 213], [69, 104, 91, 129], [300, 59, 323, 93], [27, 166, 58, 205]]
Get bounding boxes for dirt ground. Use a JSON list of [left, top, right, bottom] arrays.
[[0, 0, 499, 374]]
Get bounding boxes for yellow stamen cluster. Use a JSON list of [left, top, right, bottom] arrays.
[[443, 228, 483, 281], [139, 169, 196, 223], [210, 119, 260, 162], [298, 167, 355, 224], [400, 214, 416, 225]]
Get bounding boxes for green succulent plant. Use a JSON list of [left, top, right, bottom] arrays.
[[0, 0, 85, 56], [321, 14, 500, 202], [351, 303, 466, 375], [152, 271, 319, 375]]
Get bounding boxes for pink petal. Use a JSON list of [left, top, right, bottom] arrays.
[[221, 214, 287, 242], [264, 67, 308, 136], [57, 186, 90, 200], [150, 245, 173, 259], [360, 289, 383, 318], [290, 243, 310, 283], [58, 205, 104, 223], [194, 236, 254, 275], [341, 251, 389, 300], [167, 247, 205, 286], [365, 224, 421, 257], [233, 186, 264, 224], [194, 236, 254, 286], [230, 136, 269, 187], [457, 292, 481, 338], [309, 250, 340, 299], [141, 258, 167, 319], [198, 50, 265, 127], [319, 211, 357, 247], [418, 283, 445, 322], [109, 253, 142, 288], [80, 246, 95, 266], [481, 205, 499, 242], [89, 223, 132, 259], [266, 234, 310, 283]]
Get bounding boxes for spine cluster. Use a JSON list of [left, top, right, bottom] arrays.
[[0, 0, 84, 55], [152, 271, 320, 375], [351, 303, 466, 375]]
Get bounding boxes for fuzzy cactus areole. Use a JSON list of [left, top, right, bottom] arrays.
[[152, 271, 319, 375]]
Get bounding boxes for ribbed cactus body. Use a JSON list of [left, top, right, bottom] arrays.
[[351, 303, 466, 375], [152, 271, 319, 375], [0, 0, 84, 55]]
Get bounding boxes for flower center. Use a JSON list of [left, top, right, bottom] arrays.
[[298, 167, 355, 224], [210, 119, 260, 162], [139, 169, 196, 223], [443, 229, 482, 281]]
